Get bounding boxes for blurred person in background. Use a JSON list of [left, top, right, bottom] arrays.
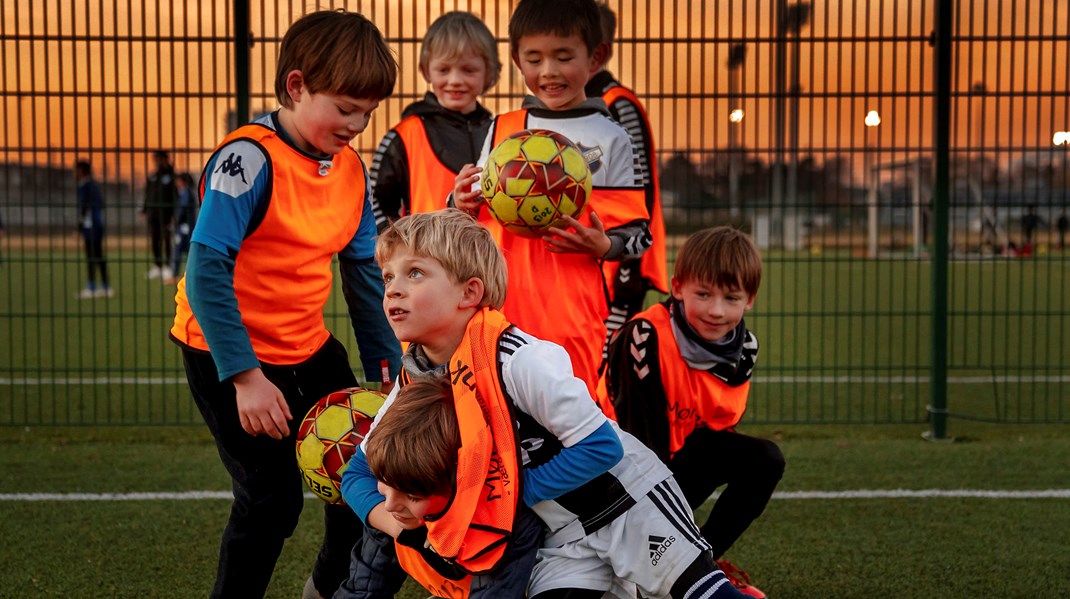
[[143, 150, 177, 279], [76, 160, 113, 299]]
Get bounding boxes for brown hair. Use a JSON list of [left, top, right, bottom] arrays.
[[509, 0, 603, 57], [376, 209, 508, 310], [674, 226, 762, 297], [596, 1, 617, 46], [419, 11, 502, 92], [274, 10, 397, 108], [364, 376, 460, 498]]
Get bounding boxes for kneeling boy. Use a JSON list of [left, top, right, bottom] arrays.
[[342, 209, 749, 599], [599, 226, 786, 597]]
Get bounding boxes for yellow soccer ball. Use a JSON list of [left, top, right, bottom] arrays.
[[295, 387, 385, 504], [481, 129, 592, 238]]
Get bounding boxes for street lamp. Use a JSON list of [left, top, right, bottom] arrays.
[[865, 110, 881, 258], [729, 109, 745, 124], [1054, 131, 1070, 146]]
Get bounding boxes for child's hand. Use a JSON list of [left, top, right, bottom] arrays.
[[232, 368, 292, 439], [543, 211, 612, 258], [452, 164, 483, 213]]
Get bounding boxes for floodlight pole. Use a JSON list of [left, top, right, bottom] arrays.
[[928, 0, 953, 441]]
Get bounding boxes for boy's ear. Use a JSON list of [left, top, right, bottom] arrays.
[[589, 43, 609, 74], [744, 293, 756, 311], [669, 276, 684, 301], [593, 41, 612, 71], [284, 69, 306, 104], [458, 277, 486, 310]]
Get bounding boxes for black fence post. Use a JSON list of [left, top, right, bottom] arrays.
[[234, 0, 251, 126], [929, 0, 953, 440]]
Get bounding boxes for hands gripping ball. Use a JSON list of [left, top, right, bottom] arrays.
[[296, 387, 386, 504], [480, 129, 592, 238]]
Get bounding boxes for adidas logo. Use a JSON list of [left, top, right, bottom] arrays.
[[648, 534, 676, 566]]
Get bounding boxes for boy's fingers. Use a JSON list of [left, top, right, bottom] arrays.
[[270, 402, 290, 438], [588, 211, 605, 231], [278, 393, 293, 421], [239, 413, 255, 436], [557, 215, 580, 229]]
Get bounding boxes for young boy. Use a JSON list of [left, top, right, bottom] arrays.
[[453, 0, 651, 397], [359, 375, 545, 599], [588, 1, 668, 341], [341, 209, 749, 599], [369, 11, 501, 233], [168, 11, 401, 599], [598, 226, 786, 598]]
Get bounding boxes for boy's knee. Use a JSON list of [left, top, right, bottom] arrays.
[[758, 439, 786, 482]]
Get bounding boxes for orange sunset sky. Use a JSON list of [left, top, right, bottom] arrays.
[[2, 0, 1067, 182]]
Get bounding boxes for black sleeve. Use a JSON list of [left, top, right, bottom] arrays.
[[604, 318, 672, 463], [368, 130, 411, 232], [606, 97, 658, 216], [603, 219, 652, 261]]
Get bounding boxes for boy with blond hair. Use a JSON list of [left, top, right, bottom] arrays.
[[599, 227, 786, 598], [453, 0, 652, 397], [169, 10, 401, 599], [369, 11, 501, 232], [340, 209, 749, 599]]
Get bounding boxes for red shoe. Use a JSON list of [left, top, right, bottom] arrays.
[[716, 559, 767, 598]]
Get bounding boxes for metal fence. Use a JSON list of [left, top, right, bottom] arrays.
[[1, 0, 1067, 428]]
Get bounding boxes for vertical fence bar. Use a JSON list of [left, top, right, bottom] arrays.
[[234, 0, 251, 125], [929, 0, 952, 440]]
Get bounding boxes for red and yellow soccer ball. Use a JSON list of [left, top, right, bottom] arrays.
[[296, 387, 386, 504], [480, 129, 592, 238]]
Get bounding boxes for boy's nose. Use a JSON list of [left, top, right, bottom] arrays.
[[383, 495, 399, 511], [708, 300, 726, 317]]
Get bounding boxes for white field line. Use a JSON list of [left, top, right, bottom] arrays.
[[3, 375, 1069, 386], [1, 489, 1069, 502]]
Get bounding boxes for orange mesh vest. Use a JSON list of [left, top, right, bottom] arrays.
[[597, 303, 750, 455], [395, 309, 521, 596], [393, 116, 503, 241], [491, 110, 648, 395], [601, 85, 668, 294], [171, 124, 367, 364]]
